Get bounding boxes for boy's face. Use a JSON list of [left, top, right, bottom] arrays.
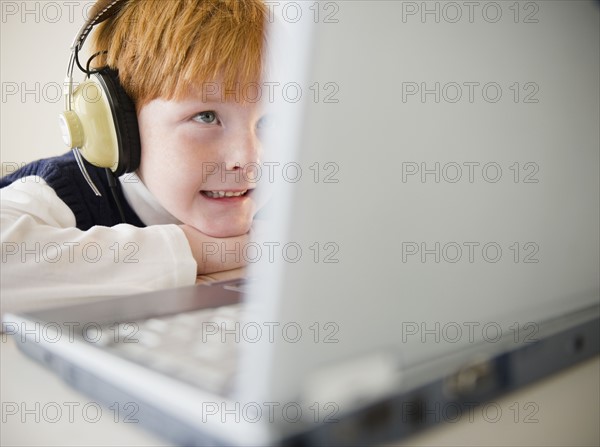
[[136, 84, 265, 237]]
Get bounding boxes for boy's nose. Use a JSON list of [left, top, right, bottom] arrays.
[[223, 131, 261, 172]]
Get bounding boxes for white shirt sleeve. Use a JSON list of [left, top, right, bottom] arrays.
[[1, 176, 197, 318]]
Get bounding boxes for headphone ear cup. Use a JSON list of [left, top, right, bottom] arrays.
[[59, 69, 140, 176], [94, 69, 141, 175]]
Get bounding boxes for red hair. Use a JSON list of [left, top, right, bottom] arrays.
[[91, 0, 268, 105]]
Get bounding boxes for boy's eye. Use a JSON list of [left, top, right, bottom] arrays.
[[193, 111, 219, 124], [256, 115, 271, 130]]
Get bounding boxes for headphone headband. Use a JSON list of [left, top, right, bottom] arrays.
[[71, 0, 129, 51]]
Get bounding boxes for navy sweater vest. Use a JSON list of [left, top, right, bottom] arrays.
[[0, 152, 144, 230]]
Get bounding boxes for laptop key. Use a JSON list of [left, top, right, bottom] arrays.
[[89, 303, 244, 395]]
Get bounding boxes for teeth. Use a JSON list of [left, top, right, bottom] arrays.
[[203, 190, 247, 199]]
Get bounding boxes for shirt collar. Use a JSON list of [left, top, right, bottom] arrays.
[[118, 173, 181, 226]]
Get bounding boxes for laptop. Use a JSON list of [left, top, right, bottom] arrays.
[[3, 1, 599, 445]]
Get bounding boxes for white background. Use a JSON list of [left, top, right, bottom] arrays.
[[1, 0, 95, 175]]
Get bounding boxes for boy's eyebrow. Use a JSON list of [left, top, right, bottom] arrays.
[[179, 93, 231, 105], [184, 95, 258, 108], [200, 96, 228, 103], [180, 79, 267, 106], [186, 82, 262, 105], [176, 97, 253, 111], [175, 94, 224, 106]]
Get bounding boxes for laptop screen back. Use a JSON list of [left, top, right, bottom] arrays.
[[239, 0, 600, 410]]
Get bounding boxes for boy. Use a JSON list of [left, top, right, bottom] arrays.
[[0, 0, 268, 314]]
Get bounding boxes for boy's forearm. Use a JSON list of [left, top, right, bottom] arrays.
[[1, 178, 198, 318]]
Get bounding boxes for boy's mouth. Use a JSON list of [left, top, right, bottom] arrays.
[[201, 189, 249, 199]]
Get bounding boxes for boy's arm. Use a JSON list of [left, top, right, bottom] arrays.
[[1, 176, 199, 316]]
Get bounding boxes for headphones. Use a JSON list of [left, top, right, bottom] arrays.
[[59, 0, 139, 196]]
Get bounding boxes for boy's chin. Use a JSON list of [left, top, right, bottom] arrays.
[[196, 221, 252, 238]]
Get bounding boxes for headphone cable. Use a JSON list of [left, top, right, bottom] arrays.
[[105, 169, 127, 224]]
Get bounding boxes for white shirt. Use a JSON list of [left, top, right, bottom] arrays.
[[0, 174, 197, 318]]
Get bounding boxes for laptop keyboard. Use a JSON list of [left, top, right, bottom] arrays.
[[92, 303, 244, 396]]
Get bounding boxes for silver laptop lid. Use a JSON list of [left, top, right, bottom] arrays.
[[238, 0, 599, 417]]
